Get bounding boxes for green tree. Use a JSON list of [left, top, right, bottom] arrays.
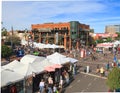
[[115, 32, 120, 40], [106, 67, 120, 91], [90, 29, 94, 33], [106, 37, 112, 42], [96, 38, 104, 43], [5, 35, 21, 46], [2, 45, 13, 58], [1, 27, 7, 36]]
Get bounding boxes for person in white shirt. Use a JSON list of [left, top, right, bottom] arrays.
[[53, 84, 57, 93], [39, 79, 45, 93], [59, 75, 63, 88]]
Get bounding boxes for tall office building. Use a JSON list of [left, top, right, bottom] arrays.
[[31, 21, 91, 49], [105, 25, 120, 34]]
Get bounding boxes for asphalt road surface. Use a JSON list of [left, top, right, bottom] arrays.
[[64, 72, 108, 93]]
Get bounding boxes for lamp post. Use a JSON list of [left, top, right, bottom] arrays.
[[11, 26, 13, 48]]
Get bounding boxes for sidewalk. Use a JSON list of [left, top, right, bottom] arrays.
[[80, 71, 107, 79]]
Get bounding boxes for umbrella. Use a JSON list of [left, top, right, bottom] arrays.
[[44, 66, 55, 72]]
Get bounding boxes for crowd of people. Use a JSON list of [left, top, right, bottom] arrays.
[[38, 69, 73, 93], [2, 43, 120, 93]]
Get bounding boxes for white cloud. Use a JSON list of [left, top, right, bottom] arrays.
[[2, 1, 120, 33], [2, 1, 107, 21]]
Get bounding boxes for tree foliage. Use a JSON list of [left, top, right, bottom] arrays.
[[96, 38, 104, 43], [90, 29, 94, 33], [96, 37, 112, 44], [5, 35, 21, 45], [106, 37, 112, 42], [2, 27, 8, 36], [106, 67, 120, 90], [115, 32, 120, 40], [1, 45, 13, 58]]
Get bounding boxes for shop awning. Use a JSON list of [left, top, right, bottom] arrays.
[[51, 64, 62, 69], [44, 66, 55, 72]]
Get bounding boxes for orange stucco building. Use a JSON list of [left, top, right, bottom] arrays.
[[31, 21, 90, 50]]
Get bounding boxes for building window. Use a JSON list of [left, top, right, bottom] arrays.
[[72, 32, 76, 34]]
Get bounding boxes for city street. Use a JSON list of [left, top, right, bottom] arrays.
[[64, 72, 108, 93], [63, 52, 120, 93]]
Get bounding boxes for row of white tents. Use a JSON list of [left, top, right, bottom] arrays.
[[1, 52, 78, 87], [96, 40, 120, 48], [21, 39, 64, 49]]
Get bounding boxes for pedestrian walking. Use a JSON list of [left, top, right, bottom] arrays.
[[10, 85, 17, 93], [100, 67, 104, 77], [64, 71, 69, 85], [96, 64, 100, 74], [111, 62, 114, 68], [53, 84, 57, 93], [39, 79, 45, 93], [59, 75, 63, 88], [106, 62, 110, 71], [48, 76, 53, 93]]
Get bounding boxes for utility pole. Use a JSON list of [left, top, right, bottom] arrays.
[[11, 26, 13, 48]]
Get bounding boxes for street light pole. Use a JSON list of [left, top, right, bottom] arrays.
[[11, 26, 13, 48]]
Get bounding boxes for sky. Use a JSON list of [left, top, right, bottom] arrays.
[[2, 0, 120, 33]]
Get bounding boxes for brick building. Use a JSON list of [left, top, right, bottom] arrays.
[[31, 21, 91, 50]]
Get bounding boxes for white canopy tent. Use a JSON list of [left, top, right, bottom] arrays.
[[48, 57, 70, 65], [44, 44, 52, 48], [113, 41, 120, 47], [32, 59, 55, 73], [13, 63, 36, 76], [67, 57, 78, 63], [50, 44, 60, 49], [1, 69, 24, 87], [2, 60, 36, 77], [47, 52, 66, 59], [21, 40, 63, 49], [47, 52, 70, 65], [96, 42, 113, 48], [37, 43, 46, 49], [20, 55, 45, 64], [2, 60, 23, 70], [1, 55, 55, 87]]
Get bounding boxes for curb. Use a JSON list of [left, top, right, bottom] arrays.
[[80, 72, 107, 79]]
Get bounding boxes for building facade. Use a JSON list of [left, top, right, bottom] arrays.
[[105, 25, 120, 34], [31, 21, 90, 50]]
